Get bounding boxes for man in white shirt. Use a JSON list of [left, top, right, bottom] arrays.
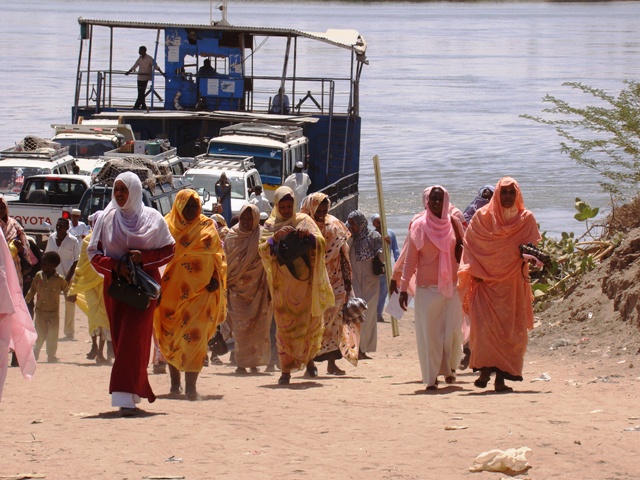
[[125, 45, 165, 110], [69, 209, 90, 240], [45, 218, 80, 341], [249, 185, 272, 215], [283, 161, 311, 209]]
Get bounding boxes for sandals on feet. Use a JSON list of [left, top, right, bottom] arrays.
[[327, 365, 346, 376], [474, 376, 490, 389]]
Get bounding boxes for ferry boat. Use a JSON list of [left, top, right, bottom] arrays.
[[72, 3, 368, 218]]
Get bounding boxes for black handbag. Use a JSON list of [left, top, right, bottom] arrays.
[[372, 250, 386, 276], [209, 329, 228, 356], [107, 254, 160, 311], [274, 232, 314, 280]]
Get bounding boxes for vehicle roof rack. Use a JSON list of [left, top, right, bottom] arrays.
[[193, 154, 255, 172], [219, 123, 304, 143]]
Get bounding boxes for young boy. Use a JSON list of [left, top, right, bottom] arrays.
[[25, 251, 68, 363]]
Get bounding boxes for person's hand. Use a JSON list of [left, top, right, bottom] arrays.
[[522, 253, 544, 269], [67, 294, 77, 303], [274, 225, 295, 242], [399, 291, 409, 311], [206, 277, 219, 292], [129, 250, 143, 264], [116, 262, 132, 282], [13, 239, 25, 255], [384, 235, 391, 245], [389, 279, 398, 295]]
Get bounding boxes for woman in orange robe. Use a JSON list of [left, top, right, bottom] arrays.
[[154, 189, 226, 400], [458, 177, 540, 393]]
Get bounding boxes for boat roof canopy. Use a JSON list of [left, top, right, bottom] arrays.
[[77, 18, 367, 58]]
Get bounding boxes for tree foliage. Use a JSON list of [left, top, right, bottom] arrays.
[[522, 80, 640, 198]]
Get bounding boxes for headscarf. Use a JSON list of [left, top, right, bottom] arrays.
[[87, 172, 174, 260], [460, 177, 541, 283], [347, 210, 381, 261], [409, 186, 456, 297], [165, 189, 218, 245], [263, 185, 303, 234], [462, 185, 494, 224], [303, 192, 350, 263], [225, 203, 261, 282]]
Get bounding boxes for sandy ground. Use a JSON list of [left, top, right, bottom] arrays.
[[1, 306, 640, 480]]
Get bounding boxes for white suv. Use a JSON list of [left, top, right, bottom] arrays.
[[184, 155, 262, 217]]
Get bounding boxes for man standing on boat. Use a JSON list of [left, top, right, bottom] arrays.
[[125, 46, 164, 110]]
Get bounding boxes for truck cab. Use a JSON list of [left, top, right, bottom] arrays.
[[206, 123, 308, 202], [51, 122, 136, 175]]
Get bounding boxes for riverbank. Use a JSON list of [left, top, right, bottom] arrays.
[[2, 298, 639, 479]]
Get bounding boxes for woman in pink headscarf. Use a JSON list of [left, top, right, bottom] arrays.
[[399, 186, 464, 391], [458, 177, 540, 393]]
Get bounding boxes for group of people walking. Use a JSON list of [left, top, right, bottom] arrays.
[[392, 178, 540, 393], [1, 171, 540, 412]]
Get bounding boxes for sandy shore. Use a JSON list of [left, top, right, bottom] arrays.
[[2, 306, 640, 480]]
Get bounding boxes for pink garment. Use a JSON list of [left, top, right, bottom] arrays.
[[404, 186, 457, 298], [0, 229, 37, 402], [393, 203, 464, 297]]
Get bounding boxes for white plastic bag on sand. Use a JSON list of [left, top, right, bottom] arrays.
[[469, 446, 532, 473]]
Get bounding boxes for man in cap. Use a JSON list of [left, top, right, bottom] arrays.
[[283, 161, 311, 209], [69, 209, 90, 240]]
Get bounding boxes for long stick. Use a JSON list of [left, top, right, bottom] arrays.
[[373, 155, 399, 337]]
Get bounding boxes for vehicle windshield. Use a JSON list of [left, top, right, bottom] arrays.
[[207, 142, 283, 182], [55, 138, 116, 157], [0, 166, 48, 195], [184, 173, 246, 199]]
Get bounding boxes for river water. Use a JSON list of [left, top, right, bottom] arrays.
[[2, 0, 639, 244]]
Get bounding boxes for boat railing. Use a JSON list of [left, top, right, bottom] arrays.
[[75, 69, 355, 117], [316, 171, 359, 206], [76, 70, 167, 114]]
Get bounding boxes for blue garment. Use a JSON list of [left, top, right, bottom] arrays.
[[215, 183, 232, 226], [376, 228, 399, 318]]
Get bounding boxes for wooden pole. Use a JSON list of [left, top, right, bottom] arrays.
[[373, 155, 399, 337]]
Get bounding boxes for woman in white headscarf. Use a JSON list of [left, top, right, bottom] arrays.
[[88, 172, 175, 416]]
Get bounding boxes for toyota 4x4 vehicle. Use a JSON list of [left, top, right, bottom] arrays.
[[183, 154, 262, 217]]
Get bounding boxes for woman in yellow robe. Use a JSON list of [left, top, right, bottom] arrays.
[[67, 213, 112, 365], [154, 189, 226, 400], [259, 186, 334, 385], [225, 204, 272, 373]]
